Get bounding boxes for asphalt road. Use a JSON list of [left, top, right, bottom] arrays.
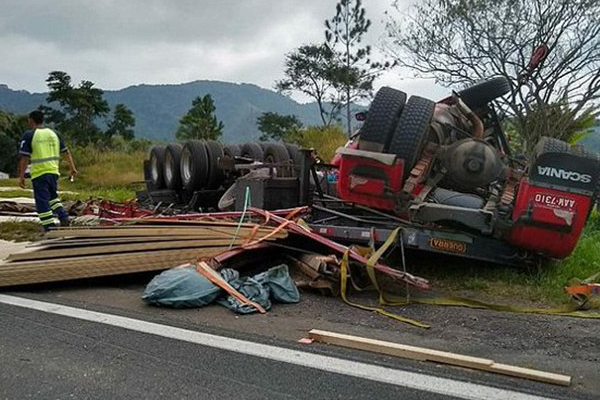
[[0, 295, 590, 400]]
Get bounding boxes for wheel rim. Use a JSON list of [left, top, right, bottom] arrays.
[[181, 148, 192, 185], [165, 151, 173, 183]]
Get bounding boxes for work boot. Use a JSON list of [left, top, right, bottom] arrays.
[[59, 217, 70, 227]]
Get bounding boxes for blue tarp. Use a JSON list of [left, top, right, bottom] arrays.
[[143, 264, 299, 314]]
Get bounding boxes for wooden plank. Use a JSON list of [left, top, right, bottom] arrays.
[[48, 226, 279, 234], [308, 329, 493, 368], [307, 329, 571, 386], [487, 363, 571, 386], [54, 221, 264, 229], [99, 219, 260, 228], [0, 248, 226, 287], [7, 239, 245, 261], [32, 236, 216, 248], [46, 227, 286, 239], [0, 248, 222, 271]]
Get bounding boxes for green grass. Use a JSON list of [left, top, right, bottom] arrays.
[[0, 221, 45, 242], [405, 213, 600, 306], [0, 147, 146, 201], [0, 189, 33, 198]]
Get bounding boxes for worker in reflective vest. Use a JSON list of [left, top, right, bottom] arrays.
[[18, 110, 78, 231]]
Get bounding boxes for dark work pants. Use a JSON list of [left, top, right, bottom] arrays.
[[32, 173, 69, 230]]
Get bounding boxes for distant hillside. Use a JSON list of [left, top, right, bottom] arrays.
[[0, 81, 355, 143]]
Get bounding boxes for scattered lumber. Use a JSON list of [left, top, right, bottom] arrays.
[[0, 248, 226, 287], [31, 236, 219, 248], [307, 329, 571, 386], [46, 226, 285, 239], [0, 221, 288, 287], [8, 239, 244, 261]]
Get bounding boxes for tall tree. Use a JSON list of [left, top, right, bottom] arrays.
[[325, 0, 385, 136], [256, 112, 304, 142], [385, 0, 600, 151], [176, 94, 224, 141], [106, 104, 136, 142], [0, 108, 27, 175], [276, 44, 342, 126], [41, 71, 110, 145]]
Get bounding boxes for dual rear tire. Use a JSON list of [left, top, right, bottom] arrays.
[[148, 139, 304, 193], [361, 78, 510, 179]]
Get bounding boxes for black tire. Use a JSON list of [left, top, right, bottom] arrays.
[[180, 140, 209, 192], [359, 86, 407, 152], [533, 136, 600, 161], [241, 142, 264, 161], [284, 143, 304, 177], [263, 143, 292, 177], [458, 77, 510, 109], [388, 96, 436, 179], [163, 143, 183, 190], [204, 140, 225, 189], [148, 145, 166, 190], [223, 143, 241, 158]]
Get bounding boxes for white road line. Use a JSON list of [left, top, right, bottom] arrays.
[[0, 294, 556, 400]]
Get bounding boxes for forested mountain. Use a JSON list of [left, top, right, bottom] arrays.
[[0, 81, 340, 143]]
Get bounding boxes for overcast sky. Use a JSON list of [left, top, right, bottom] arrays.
[[0, 0, 448, 101]]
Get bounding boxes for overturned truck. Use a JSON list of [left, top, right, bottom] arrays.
[[141, 78, 599, 267]]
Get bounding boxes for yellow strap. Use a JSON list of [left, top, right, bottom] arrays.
[[339, 228, 431, 328], [379, 292, 600, 319], [340, 227, 600, 327]]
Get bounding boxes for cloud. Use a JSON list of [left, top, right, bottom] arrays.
[[0, 0, 446, 100]]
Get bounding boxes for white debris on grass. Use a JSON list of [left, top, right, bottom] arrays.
[[0, 186, 78, 195], [0, 197, 36, 205], [0, 239, 34, 265], [0, 216, 43, 223]]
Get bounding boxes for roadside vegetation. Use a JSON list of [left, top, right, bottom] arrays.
[[0, 145, 146, 201], [410, 209, 600, 306], [0, 221, 44, 242]]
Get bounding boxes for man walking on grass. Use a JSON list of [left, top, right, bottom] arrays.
[[18, 110, 77, 231]]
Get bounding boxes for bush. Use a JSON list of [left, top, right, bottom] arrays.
[[294, 125, 347, 162], [0, 134, 18, 175], [65, 145, 146, 187]]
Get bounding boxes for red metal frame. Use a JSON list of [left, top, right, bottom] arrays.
[[247, 206, 430, 290], [506, 178, 595, 258], [336, 151, 404, 210]]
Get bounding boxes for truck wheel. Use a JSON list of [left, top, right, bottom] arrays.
[[223, 143, 241, 158], [149, 145, 166, 190], [359, 86, 407, 152], [264, 143, 292, 177], [388, 95, 436, 179], [205, 140, 225, 189], [241, 142, 264, 161], [458, 77, 510, 109], [180, 140, 209, 192], [284, 143, 304, 177], [164, 143, 182, 190]]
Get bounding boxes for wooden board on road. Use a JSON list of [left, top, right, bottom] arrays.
[[307, 329, 571, 386]]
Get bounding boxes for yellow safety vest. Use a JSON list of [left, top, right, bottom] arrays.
[[31, 128, 61, 179]]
